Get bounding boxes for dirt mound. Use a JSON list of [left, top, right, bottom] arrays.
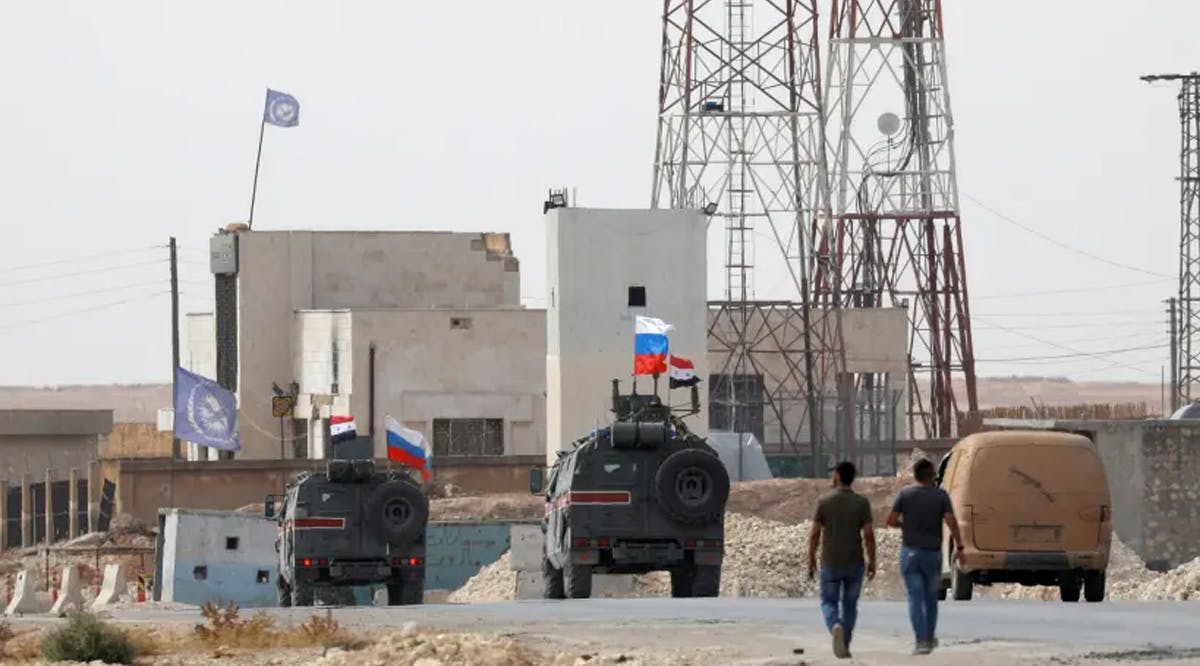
[[726, 477, 904, 525], [430, 494, 542, 523], [446, 552, 514, 603]]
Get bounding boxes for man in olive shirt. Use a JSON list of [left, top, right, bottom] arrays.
[[808, 461, 876, 659]]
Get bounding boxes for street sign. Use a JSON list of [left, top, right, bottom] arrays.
[[271, 395, 295, 418]]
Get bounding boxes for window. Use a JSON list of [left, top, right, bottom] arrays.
[[193, 566, 207, 581], [256, 570, 270, 584], [450, 317, 472, 330], [225, 537, 239, 551], [627, 286, 646, 307], [432, 418, 504, 457]]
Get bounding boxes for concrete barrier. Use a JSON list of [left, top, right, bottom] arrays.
[[50, 566, 85, 616], [91, 563, 127, 610], [509, 524, 543, 571], [4, 570, 46, 616]]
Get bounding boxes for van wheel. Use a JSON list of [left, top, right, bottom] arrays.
[[1083, 570, 1105, 603], [543, 557, 566, 600], [1059, 574, 1082, 602], [951, 566, 973, 601], [564, 560, 592, 599]]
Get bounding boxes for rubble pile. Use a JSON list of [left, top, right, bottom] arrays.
[[1127, 557, 1200, 601], [446, 552, 514, 604]]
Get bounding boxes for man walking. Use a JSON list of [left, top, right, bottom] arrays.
[[808, 461, 875, 659], [886, 457, 965, 655]]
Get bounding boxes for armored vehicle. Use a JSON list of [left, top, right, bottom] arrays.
[[266, 436, 428, 606], [531, 380, 730, 599]]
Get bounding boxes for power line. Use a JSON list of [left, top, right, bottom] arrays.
[[0, 245, 161, 275], [0, 280, 162, 308], [0, 259, 165, 288], [973, 278, 1172, 300], [963, 192, 1171, 279], [974, 315, 1161, 376], [976, 320, 1163, 331], [973, 309, 1163, 318], [0, 291, 167, 331], [977, 343, 1168, 363]]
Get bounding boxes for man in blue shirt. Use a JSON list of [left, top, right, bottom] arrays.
[[886, 457, 965, 655]]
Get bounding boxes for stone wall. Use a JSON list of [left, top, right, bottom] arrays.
[[1140, 424, 1200, 570]]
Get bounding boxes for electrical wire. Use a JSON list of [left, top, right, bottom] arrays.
[[962, 192, 1171, 279], [0, 259, 165, 288], [973, 315, 1160, 375], [973, 278, 1172, 300], [976, 343, 1168, 363], [973, 309, 1163, 318], [0, 291, 167, 331], [976, 320, 1163, 331], [0, 245, 161, 275], [0, 280, 162, 308]]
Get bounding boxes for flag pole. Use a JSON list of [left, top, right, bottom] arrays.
[[247, 108, 267, 230]]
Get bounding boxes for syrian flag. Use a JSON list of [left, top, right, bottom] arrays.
[[669, 355, 700, 389], [330, 415, 357, 445]]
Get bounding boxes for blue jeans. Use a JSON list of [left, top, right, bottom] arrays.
[[819, 564, 865, 647], [900, 546, 942, 643]]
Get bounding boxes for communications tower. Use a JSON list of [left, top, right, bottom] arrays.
[[818, 0, 978, 438], [652, 0, 832, 455]]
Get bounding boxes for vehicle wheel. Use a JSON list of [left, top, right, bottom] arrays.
[[669, 566, 693, 598], [292, 582, 314, 607], [543, 557, 566, 600], [654, 449, 730, 526], [951, 566, 973, 601], [1059, 574, 1082, 602], [563, 560, 592, 599], [387, 581, 423, 605], [689, 565, 720, 597], [277, 578, 292, 607], [1083, 570, 1106, 603], [366, 481, 429, 546]]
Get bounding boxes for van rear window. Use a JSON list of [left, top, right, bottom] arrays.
[[970, 446, 1103, 495]]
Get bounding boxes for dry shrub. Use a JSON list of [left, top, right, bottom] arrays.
[[194, 602, 276, 648], [0, 619, 14, 647], [193, 602, 361, 651], [40, 611, 136, 664]]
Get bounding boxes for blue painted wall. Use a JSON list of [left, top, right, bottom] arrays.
[[164, 519, 518, 607]]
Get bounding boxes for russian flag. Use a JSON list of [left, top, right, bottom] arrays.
[[634, 315, 674, 376], [385, 416, 431, 481]]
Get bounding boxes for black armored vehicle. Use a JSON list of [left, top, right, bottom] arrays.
[[531, 380, 730, 599], [266, 436, 428, 606]]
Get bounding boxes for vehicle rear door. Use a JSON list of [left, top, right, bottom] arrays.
[[968, 445, 1107, 552]]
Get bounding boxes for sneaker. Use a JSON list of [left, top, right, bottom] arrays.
[[930, 637, 939, 652], [832, 623, 849, 659], [912, 642, 931, 655]]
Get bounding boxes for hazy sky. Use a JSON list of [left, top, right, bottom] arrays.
[[0, 1, 1196, 386]]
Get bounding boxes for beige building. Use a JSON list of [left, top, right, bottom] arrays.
[[187, 230, 545, 462]]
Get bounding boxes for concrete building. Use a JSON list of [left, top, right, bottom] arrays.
[[545, 208, 709, 464], [187, 230, 545, 463]]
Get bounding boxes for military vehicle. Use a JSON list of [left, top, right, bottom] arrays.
[[530, 380, 730, 599], [266, 436, 428, 606]]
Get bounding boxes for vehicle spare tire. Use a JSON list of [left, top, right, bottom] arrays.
[[654, 448, 730, 525], [366, 480, 429, 545]]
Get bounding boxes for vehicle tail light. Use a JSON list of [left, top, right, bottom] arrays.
[[317, 558, 329, 567], [408, 557, 422, 566], [301, 558, 313, 567], [573, 537, 590, 548], [685, 540, 697, 548], [597, 538, 610, 547]]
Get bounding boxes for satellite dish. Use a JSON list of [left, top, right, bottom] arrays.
[[877, 112, 901, 136]]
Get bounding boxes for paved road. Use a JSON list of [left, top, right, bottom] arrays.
[[19, 598, 1198, 663]]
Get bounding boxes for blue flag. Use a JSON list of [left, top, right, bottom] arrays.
[[173, 367, 240, 452], [263, 88, 300, 128]]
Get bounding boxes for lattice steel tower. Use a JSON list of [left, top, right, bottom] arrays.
[[1143, 73, 1200, 409], [818, 0, 978, 438], [652, 0, 831, 454]]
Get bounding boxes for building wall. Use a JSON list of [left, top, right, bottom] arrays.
[[159, 509, 278, 607], [225, 230, 521, 460], [186, 314, 217, 379], [111, 456, 543, 527], [546, 208, 709, 464], [100, 423, 173, 459]]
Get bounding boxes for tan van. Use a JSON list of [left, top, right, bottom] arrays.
[[935, 430, 1112, 602]]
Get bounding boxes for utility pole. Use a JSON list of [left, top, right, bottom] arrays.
[[169, 237, 181, 460], [1169, 297, 1180, 413], [1144, 73, 1200, 408]]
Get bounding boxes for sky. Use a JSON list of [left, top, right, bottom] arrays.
[[0, 0, 1196, 386]]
